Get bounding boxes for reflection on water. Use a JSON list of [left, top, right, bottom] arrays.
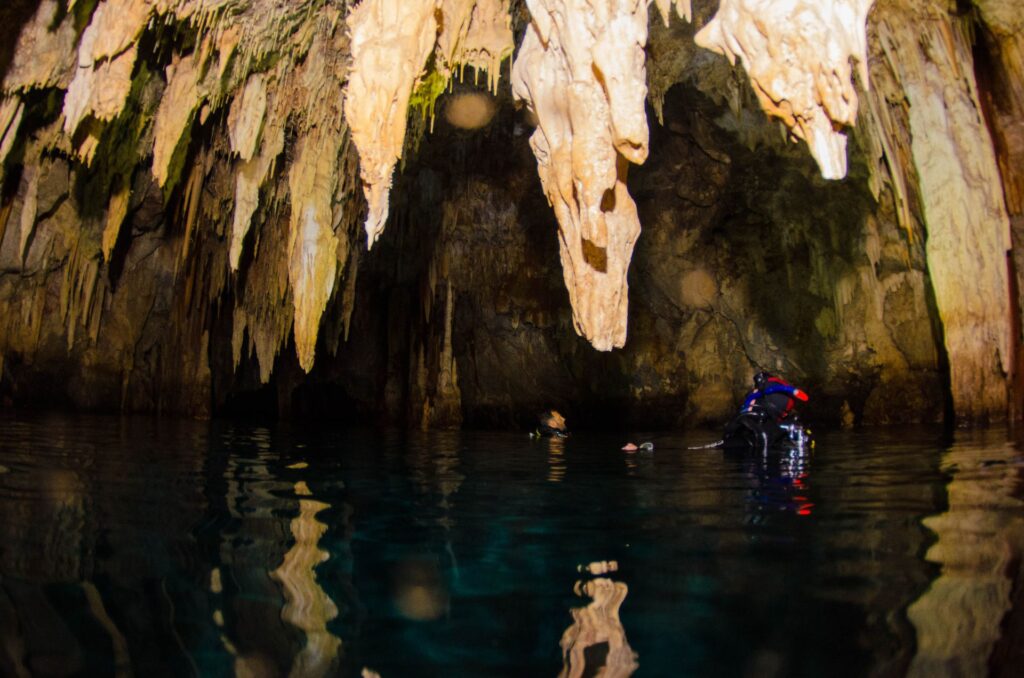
[[0, 415, 1021, 675], [907, 432, 1024, 677], [547, 437, 567, 483], [269, 478, 341, 677], [560, 561, 637, 677], [81, 581, 132, 677]]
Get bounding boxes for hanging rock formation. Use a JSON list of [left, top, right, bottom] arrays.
[[653, 0, 692, 25], [510, 0, 653, 350], [693, 0, 873, 180], [510, 0, 871, 349], [0, 0, 1020, 426], [345, 0, 440, 248], [344, 0, 513, 247]]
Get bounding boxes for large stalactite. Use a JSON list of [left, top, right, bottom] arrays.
[[510, 0, 652, 350], [507, 0, 873, 350], [0, 0, 1020, 424], [344, 0, 513, 248], [693, 0, 873, 180], [344, 0, 441, 248]]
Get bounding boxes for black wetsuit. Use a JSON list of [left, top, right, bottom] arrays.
[[724, 376, 807, 450]]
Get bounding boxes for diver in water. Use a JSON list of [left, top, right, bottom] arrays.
[[533, 409, 569, 438], [723, 371, 810, 450]]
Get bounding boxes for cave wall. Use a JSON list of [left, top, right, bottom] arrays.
[[0, 0, 1020, 428], [328, 72, 943, 430]]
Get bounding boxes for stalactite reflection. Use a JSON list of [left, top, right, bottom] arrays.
[[270, 478, 341, 678], [560, 561, 638, 677], [81, 582, 132, 678], [407, 434, 464, 579], [399, 434, 461, 618], [906, 439, 1024, 677]]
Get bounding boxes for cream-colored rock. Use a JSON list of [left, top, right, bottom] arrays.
[[63, 46, 138, 141], [695, 0, 872, 179], [345, 0, 512, 247], [0, 97, 24, 179], [229, 102, 285, 270], [652, 0, 691, 25], [344, 0, 439, 247], [62, 0, 154, 139], [282, 15, 352, 375], [84, 0, 152, 63], [222, 4, 357, 380], [152, 52, 206, 187], [287, 129, 342, 373], [227, 73, 267, 162], [512, 0, 651, 350], [436, 0, 513, 93], [3, 0, 77, 93], [873, 2, 1011, 422], [102, 185, 131, 262], [436, 0, 476, 78]]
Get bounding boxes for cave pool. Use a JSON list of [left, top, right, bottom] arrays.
[[0, 413, 1022, 677]]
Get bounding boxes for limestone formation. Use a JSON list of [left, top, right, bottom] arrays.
[[512, 0, 651, 350], [3, 0, 76, 94], [344, 0, 513, 247], [869, 0, 1012, 422], [0, 0, 1020, 426], [227, 73, 267, 163], [694, 0, 873, 180], [62, 0, 151, 143], [344, 0, 439, 248], [653, 0, 692, 25], [152, 52, 206, 188], [436, 0, 514, 93], [972, 2, 1024, 214]]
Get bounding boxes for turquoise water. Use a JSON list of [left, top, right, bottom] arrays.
[[0, 413, 1021, 677]]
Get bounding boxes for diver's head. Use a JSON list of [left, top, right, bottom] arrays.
[[540, 410, 567, 432], [753, 371, 771, 390]]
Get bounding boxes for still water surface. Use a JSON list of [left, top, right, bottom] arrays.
[[0, 414, 1022, 677]]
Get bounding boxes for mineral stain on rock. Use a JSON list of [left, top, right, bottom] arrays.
[[0, 0, 1020, 427]]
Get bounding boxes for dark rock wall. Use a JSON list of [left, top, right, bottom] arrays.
[[274, 79, 943, 430], [0, 70, 947, 428], [7, 2, 1015, 429]]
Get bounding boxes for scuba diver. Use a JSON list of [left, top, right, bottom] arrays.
[[721, 371, 811, 451], [532, 410, 569, 438]]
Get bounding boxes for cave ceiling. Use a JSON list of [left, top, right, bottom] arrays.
[[0, 0, 1019, 425]]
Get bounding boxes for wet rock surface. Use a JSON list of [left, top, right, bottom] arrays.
[[0, 1, 1020, 428]]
